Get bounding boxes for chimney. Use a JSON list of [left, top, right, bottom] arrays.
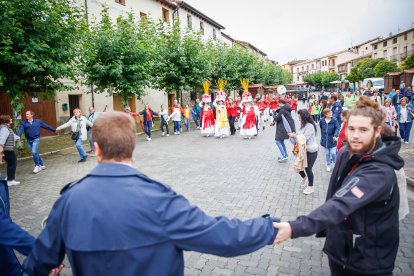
[[389, 32, 392, 37]]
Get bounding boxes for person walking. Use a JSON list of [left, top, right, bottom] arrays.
[[139, 104, 158, 141], [288, 110, 318, 195], [194, 99, 202, 128], [23, 112, 281, 276], [319, 108, 340, 172], [56, 108, 93, 162], [274, 97, 404, 276], [274, 99, 296, 162], [329, 95, 342, 124], [168, 104, 182, 135], [86, 105, 107, 153], [227, 98, 238, 135], [159, 104, 170, 137], [17, 110, 56, 174], [310, 100, 322, 123], [0, 115, 20, 186], [214, 91, 230, 138], [396, 97, 413, 144], [382, 99, 397, 129], [336, 110, 349, 151], [184, 105, 191, 132]]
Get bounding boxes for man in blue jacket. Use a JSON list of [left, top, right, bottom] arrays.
[[0, 145, 36, 276], [17, 110, 56, 174], [329, 95, 342, 124], [274, 97, 403, 276], [23, 112, 280, 276]]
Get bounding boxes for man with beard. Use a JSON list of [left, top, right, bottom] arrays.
[[274, 96, 404, 276]]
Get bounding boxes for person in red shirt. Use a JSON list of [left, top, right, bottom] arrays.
[[139, 104, 158, 141], [227, 98, 238, 135], [290, 96, 298, 119], [337, 110, 349, 150]]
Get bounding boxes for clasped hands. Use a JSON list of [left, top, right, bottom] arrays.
[[273, 222, 292, 245]]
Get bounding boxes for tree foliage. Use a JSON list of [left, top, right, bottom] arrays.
[[0, 0, 84, 110], [373, 59, 400, 77], [401, 53, 414, 70], [303, 71, 339, 87]]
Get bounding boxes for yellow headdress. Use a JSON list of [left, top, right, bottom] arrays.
[[202, 81, 210, 94], [215, 79, 227, 92], [240, 78, 249, 92], [202, 81, 212, 103]]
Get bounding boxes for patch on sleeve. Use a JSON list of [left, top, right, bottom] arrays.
[[351, 186, 364, 199]]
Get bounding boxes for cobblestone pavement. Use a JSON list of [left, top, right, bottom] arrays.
[[6, 105, 414, 275]]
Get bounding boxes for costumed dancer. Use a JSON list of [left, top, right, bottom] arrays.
[[200, 81, 215, 137], [264, 94, 271, 122], [269, 94, 278, 125], [214, 79, 230, 138], [239, 79, 257, 139]]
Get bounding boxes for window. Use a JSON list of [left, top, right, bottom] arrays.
[[301, 66, 304, 72], [311, 64, 314, 70], [404, 33, 408, 40], [162, 8, 169, 24], [373, 44, 378, 50], [365, 47, 368, 50], [140, 12, 147, 23], [373, 53, 377, 58], [296, 68, 299, 72], [187, 14, 192, 29], [213, 29, 216, 40], [332, 60, 335, 66], [200, 21, 204, 35], [393, 37, 397, 44], [115, 0, 125, 5], [403, 46, 408, 53], [383, 41, 387, 47], [306, 65, 309, 71], [393, 47, 397, 55], [383, 50, 387, 59]]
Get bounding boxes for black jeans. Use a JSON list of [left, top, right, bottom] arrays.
[[3, 150, 17, 181], [160, 121, 169, 135], [229, 116, 236, 135], [328, 258, 392, 276], [299, 151, 318, 186]]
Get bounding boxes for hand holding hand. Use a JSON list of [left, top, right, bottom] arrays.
[[273, 222, 292, 244], [288, 132, 296, 138], [49, 264, 64, 276]]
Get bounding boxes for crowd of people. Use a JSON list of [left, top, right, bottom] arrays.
[[0, 79, 412, 275]]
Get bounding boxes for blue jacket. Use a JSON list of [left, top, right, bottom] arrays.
[[23, 163, 279, 276], [18, 119, 55, 140], [0, 179, 35, 276], [320, 117, 340, 148], [330, 101, 343, 124], [396, 104, 414, 123]]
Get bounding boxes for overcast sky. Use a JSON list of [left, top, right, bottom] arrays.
[[185, 0, 414, 64]]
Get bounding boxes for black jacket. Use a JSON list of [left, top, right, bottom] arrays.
[[289, 136, 404, 274], [274, 104, 295, 140], [139, 108, 158, 124]]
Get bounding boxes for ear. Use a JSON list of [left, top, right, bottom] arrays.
[[94, 142, 102, 162], [375, 125, 382, 139]]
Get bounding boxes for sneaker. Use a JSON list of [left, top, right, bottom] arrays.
[[7, 180, 20, 186], [303, 186, 314, 195], [280, 156, 288, 162], [40, 165, 46, 170], [300, 176, 308, 189], [404, 141, 409, 144], [166, 134, 169, 137], [326, 166, 331, 172], [78, 156, 88, 163], [162, 132, 165, 136], [146, 137, 151, 141], [33, 166, 41, 174]]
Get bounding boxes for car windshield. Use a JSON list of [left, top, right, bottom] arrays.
[[373, 80, 384, 86]]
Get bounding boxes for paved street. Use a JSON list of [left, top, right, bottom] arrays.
[[5, 108, 414, 275]]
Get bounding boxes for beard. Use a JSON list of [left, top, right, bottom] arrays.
[[347, 133, 378, 155]]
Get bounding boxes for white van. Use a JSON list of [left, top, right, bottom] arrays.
[[362, 77, 384, 92]]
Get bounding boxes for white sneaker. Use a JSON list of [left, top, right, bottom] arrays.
[[300, 176, 308, 189], [303, 186, 314, 195], [40, 165, 46, 170], [404, 141, 409, 144], [326, 166, 331, 172], [7, 180, 20, 186], [162, 132, 165, 136], [166, 134, 169, 137], [33, 166, 41, 174]]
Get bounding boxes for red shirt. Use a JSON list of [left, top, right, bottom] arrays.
[[270, 99, 278, 109], [337, 122, 347, 150], [291, 99, 297, 111], [227, 104, 238, 117]]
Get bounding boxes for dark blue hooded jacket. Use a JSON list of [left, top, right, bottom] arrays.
[[320, 117, 340, 148], [23, 163, 279, 276], [0, 179, 35, 276]]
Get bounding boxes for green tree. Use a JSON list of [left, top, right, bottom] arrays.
[[346, 66, 361, 85], [321, 72, 340, 86], [373, 60, 399, 77], [151, 23, 210, 103], [401, 53, 414, 70], [81, 9, 153, 105], [0, 0, 84, 111]]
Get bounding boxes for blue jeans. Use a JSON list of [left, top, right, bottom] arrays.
[[275, 139, 288, 159], [193, 115, 200, 127], [324, 146, 337, 166], [399, 121, 413, 142], [75, 137, 87, 159], [184, 119, 190, 131], [144, 121, 153, 138], [173, 121, 180, 133], [27, 138, 43, 166]]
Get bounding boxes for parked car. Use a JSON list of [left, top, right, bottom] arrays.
[[362, 77, 384, 93]]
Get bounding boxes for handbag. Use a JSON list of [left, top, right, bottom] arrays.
[[409, 109, 414, 120], [71, 120, 81, 141]]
